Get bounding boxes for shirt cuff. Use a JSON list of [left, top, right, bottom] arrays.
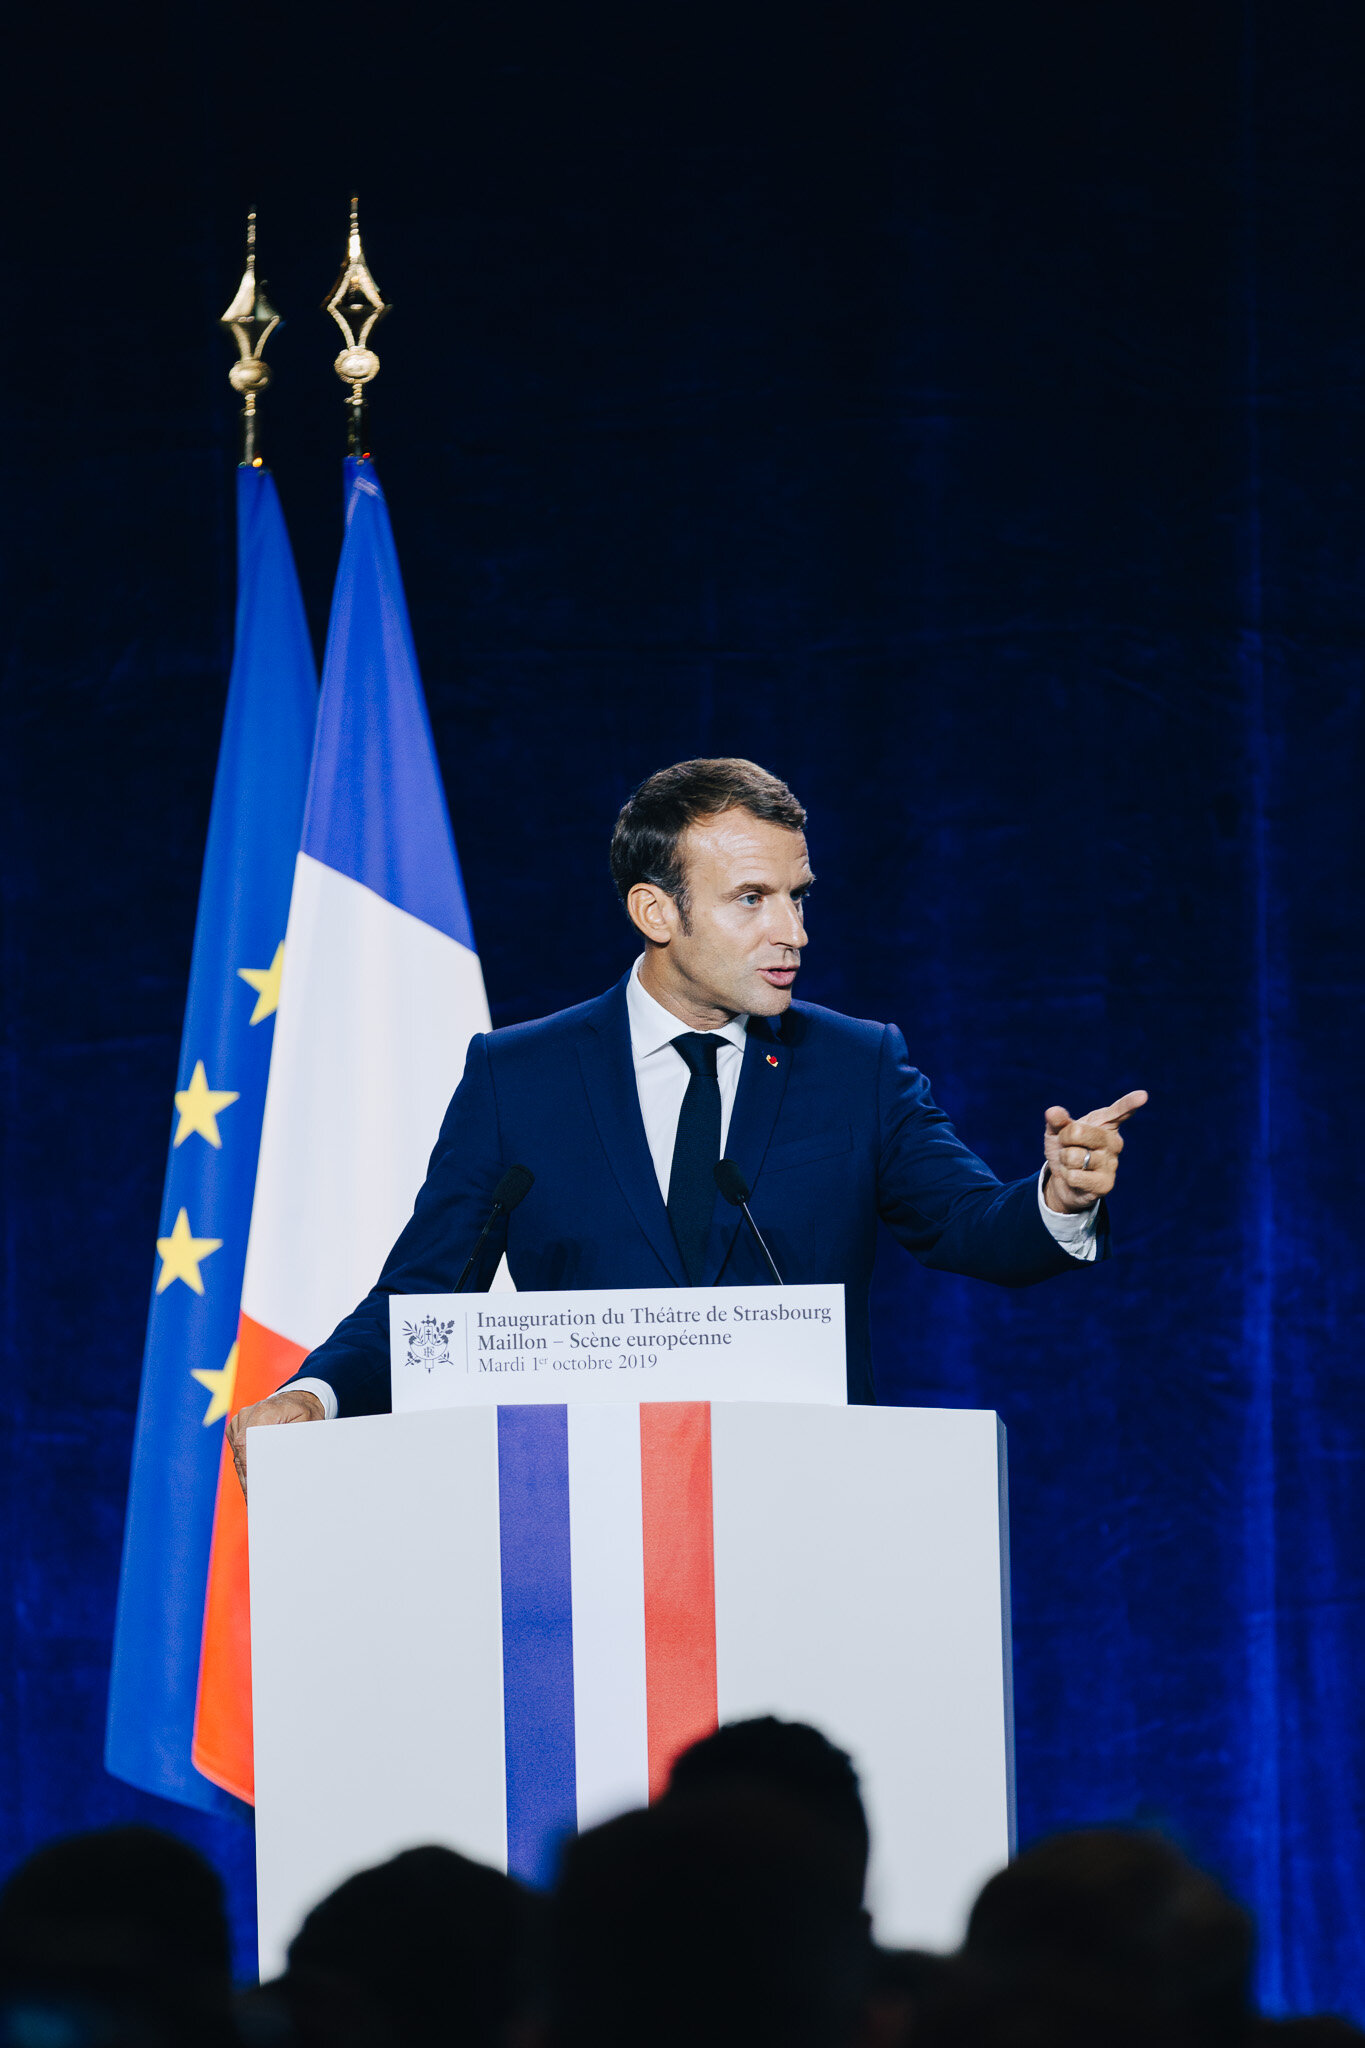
[[1036, 1167, 1099, 1263], [288, 1375, 338, 1422]]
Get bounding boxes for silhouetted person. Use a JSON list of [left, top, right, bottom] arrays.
[[548, 1788, 870, 2048], [666, 1714, 870, 1903], [0, 1824, 231, 1977], [911, 1955, 1175, 2048], [277, 1844, 538, 2048], [864, 1946, 954, 2048], [0, 1825, 234, 2048], [963, 1829, 1254, 2047]]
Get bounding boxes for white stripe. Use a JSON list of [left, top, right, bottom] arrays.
[[243, 853, 492, 1348], [567, 1404, 650, 1829]]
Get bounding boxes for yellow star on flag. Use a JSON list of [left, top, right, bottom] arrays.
[[172, 1061, 240, 1149], [191, 1340, 239, 1426], [155, 1208, 223, 1296], [238, 941, 284, 1024]]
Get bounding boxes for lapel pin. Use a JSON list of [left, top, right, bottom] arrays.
[[766, 1053, 779, 1067]]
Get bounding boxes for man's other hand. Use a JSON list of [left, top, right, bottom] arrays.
[[227, 1387, 324, 1502], [1043, 1090, 1148, 1214]]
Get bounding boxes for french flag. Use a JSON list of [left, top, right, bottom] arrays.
[[193, 457, 495, 1802]]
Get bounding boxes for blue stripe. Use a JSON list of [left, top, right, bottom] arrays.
[[301, 459, 477, 949], [497, 1405, 577, 1886]]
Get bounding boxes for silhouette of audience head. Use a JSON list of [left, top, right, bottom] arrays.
[[961, 1828, 1254, 2046], [0, 1825, 234, 2048], [5, 1773, 1358, 2048], [282, 1843, 537, 2048], [0, 1824, 231, 1979], [547, 1787, 870, 2048], [911, 1956, 1187, 2048], [666, 1715, 870, 1902]]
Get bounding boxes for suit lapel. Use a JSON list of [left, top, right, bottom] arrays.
[[577, 976, 688, 1285], [702, 1012, 792, 1284]]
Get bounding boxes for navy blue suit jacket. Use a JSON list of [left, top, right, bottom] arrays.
[[295, 974, 1105, 1414]]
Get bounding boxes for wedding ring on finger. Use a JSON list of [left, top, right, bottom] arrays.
[[1082, 1149, 1092, 1172]]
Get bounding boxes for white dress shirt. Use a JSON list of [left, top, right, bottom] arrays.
[[626, 958, 750, 1197], [292, 958, 1096, 1420]]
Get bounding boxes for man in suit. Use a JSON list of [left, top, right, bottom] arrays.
[[228, 758, 1144, 1489]]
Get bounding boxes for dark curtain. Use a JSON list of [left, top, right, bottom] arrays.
[[2, 0, 1363, 2011]]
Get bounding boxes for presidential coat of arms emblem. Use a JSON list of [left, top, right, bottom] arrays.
[[402, 1313, 457, 1373]]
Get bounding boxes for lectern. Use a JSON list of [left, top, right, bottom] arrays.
[[249, 1289, 1014, 1977]]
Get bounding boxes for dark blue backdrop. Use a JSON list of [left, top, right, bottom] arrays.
[[3, 0, 1364, 2016]]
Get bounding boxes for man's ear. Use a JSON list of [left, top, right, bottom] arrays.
[[626, 880, 676, 946]]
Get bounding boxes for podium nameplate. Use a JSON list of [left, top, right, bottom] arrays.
[[389, 1283, 846, 1411]]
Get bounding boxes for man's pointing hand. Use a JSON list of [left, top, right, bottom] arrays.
[[1042, 1089, 1148, 1214]]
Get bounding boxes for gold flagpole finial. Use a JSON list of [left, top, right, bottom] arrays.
[[324, 196, 390, 459], [220, 211, 281, 467]]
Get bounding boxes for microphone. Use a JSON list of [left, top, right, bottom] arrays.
[[453, 1164, 535, 1293], [713, 1159, 784, 1285]]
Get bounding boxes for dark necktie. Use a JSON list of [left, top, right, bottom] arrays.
[[667, 1033, 723, 1285]]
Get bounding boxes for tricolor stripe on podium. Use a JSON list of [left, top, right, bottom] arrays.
[[496, 1401, 720, 1885]]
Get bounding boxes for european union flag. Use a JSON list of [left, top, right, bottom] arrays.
[[192, 456, 494, 1802], [105, 465, 316, 1809]]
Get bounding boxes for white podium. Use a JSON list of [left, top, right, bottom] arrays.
[[249, 1385, 1015, 1975]]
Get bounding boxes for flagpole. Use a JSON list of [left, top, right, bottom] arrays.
[[220, 212, 280, 466], [108, 215, 317, 1823], [324, 197, 390, 459]]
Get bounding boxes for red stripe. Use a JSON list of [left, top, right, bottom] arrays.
[[191, 1311, 308, 1804], [640, 1401, 719, 1801]]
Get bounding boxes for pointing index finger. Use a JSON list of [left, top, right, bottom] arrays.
[[1094, 1089, 1149, 1126]]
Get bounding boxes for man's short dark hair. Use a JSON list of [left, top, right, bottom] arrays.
[[610, 758, 806, 920]]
